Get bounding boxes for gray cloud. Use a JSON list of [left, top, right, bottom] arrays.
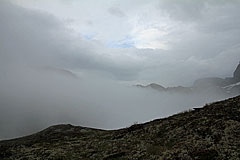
[[157, 0, 239, 22], [108, 7, 126, 17], [1, 0, 240, 86], [158, 0, 206, 21], [0, 1, 142, 81]]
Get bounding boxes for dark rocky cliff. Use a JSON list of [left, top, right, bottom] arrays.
[[234, 62, 240, 81]]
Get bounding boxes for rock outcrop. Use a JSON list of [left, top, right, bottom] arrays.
[[234, 62, 240, 81]]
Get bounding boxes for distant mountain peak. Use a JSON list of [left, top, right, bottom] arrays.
[[135, 83, 166, 91], [136, 62, 240, 96], [233, 62, 240, 81]]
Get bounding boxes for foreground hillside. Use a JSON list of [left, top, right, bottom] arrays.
[[1, 96, 240, 160]]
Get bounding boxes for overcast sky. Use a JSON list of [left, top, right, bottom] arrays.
[[1, 0, 239, 86]]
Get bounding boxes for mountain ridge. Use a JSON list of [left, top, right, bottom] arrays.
[[136, 63, 240, 96]]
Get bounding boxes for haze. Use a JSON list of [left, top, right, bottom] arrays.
[[1, 0, 240, 139]]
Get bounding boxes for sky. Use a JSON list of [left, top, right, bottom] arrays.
[[4, 0, 240, 86], [0, 0, 240, 139]]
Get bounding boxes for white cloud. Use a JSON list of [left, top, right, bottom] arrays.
[[131, 27, 168, 50]]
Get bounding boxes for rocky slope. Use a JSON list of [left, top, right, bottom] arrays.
[[1, 96, 240, 160]]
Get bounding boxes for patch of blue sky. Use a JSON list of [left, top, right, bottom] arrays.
[[82, 33, 97, 40], [106, 36, 135, 48]]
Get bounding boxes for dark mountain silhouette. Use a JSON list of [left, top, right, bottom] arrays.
[[136, 62, 240, 96], [136, 83, 166, 91], [234, 62, 240, 81], [1, 96, 240, 159], [136, 83, 192, 94]]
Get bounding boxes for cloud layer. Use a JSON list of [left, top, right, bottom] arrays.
[[11, 0, 240, 85], [0, 0, 240, 139]]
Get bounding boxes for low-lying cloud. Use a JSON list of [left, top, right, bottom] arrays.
[[0, 64, 230, 139]]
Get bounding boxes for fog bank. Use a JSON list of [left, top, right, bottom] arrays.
[[0, 65, 230, 139]]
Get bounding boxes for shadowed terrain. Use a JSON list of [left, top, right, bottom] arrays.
[[1, 95, 240, 160]]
